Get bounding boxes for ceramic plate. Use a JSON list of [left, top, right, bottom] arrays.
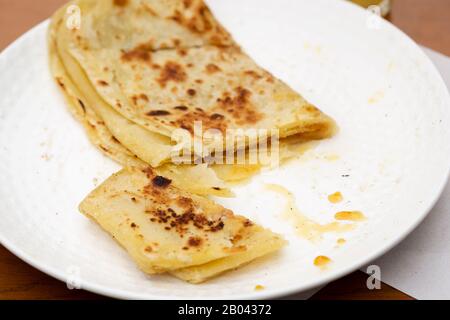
[[1, 0, 449, 299]]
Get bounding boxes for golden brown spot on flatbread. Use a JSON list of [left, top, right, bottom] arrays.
[[173, 108, 228, 134], [97, 80, 109, 86], [177, 48, 188, 56], [244, 70, 263, 80], [131, 94, 149, 105], [144, 246, 153, 252], [205, 63, 221, 74], [121, 43, 153, 62], [174, 105, 188, 111], [217, 87, 263, 125], [172, 38, 181, 46], [187, 88, 196, 96], [139, 93, 149, 102], [183, 0, 193, 8], [188, 236, 203, 247], [157, 61, 187, 87], [113, 0, 128, 7]]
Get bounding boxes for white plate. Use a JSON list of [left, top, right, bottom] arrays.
[[1, 0, 449, 300]]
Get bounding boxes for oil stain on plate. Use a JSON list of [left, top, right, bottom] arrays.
[[265, 184, 355, 241]]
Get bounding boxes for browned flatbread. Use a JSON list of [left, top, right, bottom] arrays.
[[79, 167, 286, 278]]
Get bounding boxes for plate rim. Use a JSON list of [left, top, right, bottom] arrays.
[[1, 0, 450, 300]]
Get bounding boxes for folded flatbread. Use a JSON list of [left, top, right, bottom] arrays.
[[79, 167, 286, 282], [51, 0, 335, 169]]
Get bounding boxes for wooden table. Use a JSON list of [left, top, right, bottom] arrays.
[[0, 0, 448, 300]]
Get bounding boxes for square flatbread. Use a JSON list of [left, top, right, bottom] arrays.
[[79, 167, 286, 279]]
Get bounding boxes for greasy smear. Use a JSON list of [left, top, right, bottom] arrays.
[[314, 256, 332, 268], [334, 211, 366, 222], [266, 184, 354, 241], [337, 238, 346, 245], [328, 192, 343, 204], [254, 285, 265, 291]]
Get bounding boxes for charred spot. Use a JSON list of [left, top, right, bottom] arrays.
[[130, 223, 137, 229], [97, 80, 109, 86], [188, 236, 203, 247], [157, 61, 187, 87], [209, 221, 225, 232], [210, 113, 224, 120], [100, 146, 110, 153], [205, 63, 221, 74], [243, 219, 254, 227], [195, 79, 204, 84], [77, 99, 86, 113], [147, 110, 171, 116], [131, 197, 137, 203], [113, 0, 129, 6], [174, 105, 188, 111], [56, 77, 65, 90], [213, 187, 222, 191], [152, 176, 172, 188], [187, 89, 196, 96]]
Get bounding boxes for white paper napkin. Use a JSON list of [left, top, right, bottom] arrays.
[[284, 47, 450, 300]]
